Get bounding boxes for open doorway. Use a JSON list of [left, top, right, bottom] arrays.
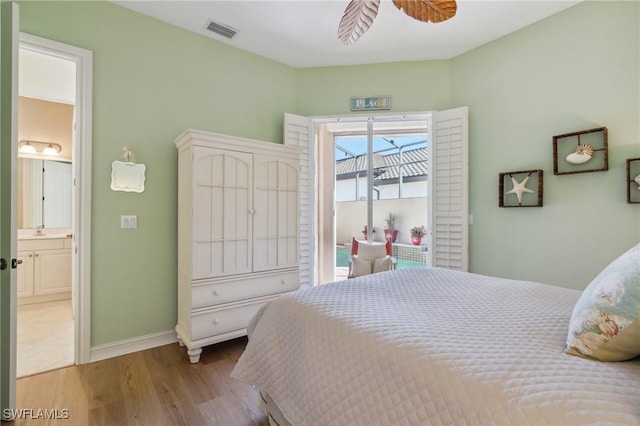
[[314, 116, 430, 284], [333, 131, 429, 280], [15, 44, 75, 378], [14, 33, 93, 376], [284, 108, 468, 288]]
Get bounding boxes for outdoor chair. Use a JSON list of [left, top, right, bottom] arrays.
[[347, 237, 396, 278]]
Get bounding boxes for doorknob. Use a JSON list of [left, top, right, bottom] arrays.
[[0, 258, 6, 270], [11, 259, 22, 268]]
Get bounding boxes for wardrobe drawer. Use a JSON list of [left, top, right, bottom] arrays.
[[191, 301, 266, 341], [192, 271, 299, 309]]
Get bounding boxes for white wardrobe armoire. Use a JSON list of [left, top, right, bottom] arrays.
[[175, 129, 301, 363]]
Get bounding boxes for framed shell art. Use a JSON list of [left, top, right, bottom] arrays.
[[626, 158, 640, 204], [499, 169, 543, 208], [553, 127, 608, 175]]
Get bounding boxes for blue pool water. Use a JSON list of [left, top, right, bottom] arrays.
[[336, 250, 426, 269], [336, 251, 350, 266]]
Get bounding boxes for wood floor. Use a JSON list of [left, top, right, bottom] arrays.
[[13, 337, 268, 426]]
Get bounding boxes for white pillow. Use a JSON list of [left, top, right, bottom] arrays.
[[372, 257, 392, 274], [351, 256, 372, 277], [356, 243, 387, 262]]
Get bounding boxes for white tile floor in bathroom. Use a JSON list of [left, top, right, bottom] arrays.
[[17, 299, 74, 378]]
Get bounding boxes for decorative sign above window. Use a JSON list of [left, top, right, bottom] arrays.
[[350, 96, 391, 111]]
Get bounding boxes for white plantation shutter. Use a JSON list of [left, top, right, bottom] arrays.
[[284, 113, 314, 288], [427, 107, 469, 271]]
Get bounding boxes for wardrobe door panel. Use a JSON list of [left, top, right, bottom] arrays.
[[193, 147, 253, 278], [254, 156, 299, 271]]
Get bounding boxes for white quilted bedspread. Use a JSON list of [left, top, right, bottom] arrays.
[[231, 267, 640, 425]]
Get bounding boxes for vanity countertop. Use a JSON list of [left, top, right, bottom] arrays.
[[18, 234, 72, 240], [17, 228, 72, 240]]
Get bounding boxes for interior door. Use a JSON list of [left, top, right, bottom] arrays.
[[0, 1, 19, 420], [427, 106, 469, 271]]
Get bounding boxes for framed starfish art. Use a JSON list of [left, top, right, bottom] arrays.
[[499, 169, 543, 208]]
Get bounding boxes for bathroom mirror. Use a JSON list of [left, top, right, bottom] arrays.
[[18, 158, 72, 229]]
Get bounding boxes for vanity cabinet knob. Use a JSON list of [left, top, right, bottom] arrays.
[[213, 318, 221, 325], [212, 290, 218, 296]]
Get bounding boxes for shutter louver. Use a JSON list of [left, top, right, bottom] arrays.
[[284, 113, 314, 288], [428, 107, 469, 271]]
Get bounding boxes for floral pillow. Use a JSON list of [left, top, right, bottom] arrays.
[[565, 243, 640, 361]]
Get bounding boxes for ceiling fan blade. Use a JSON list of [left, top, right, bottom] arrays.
[[338, 0, 380, 45], [392, 0, 457, 24]]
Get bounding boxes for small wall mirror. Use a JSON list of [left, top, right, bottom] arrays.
[[111, 161, 146, 193], [18, 158, 72, 229]]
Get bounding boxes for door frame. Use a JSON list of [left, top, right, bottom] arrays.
[[312, 112, 431, 283], [287, 108, 468, 285], [18, 33, 93, 364]]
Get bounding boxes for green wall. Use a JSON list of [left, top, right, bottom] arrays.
[[15, 0, 640, 348], [294, 1, 640, 289], [18, 1, 296, 346], [451, 1, 639, 288], [296, 60, 451, 115]]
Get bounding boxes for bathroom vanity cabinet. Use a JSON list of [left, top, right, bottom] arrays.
[[17, 236, 72, 304]]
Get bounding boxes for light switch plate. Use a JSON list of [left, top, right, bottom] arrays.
[[120, 215, 137, 229]]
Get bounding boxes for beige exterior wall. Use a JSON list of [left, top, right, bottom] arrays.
[[336, 198, 427, 246]]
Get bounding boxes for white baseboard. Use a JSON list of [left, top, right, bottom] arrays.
[[90, 329, 178, 362]]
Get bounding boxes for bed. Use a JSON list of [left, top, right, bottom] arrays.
[[231, 256, 640, 425]]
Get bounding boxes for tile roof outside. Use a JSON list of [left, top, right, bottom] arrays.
[[335, 148, 428, 181]]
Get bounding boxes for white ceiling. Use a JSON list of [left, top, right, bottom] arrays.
[[113, 0, 581, 68]]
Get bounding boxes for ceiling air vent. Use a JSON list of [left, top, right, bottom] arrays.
[[204, 19, 238, 40]]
